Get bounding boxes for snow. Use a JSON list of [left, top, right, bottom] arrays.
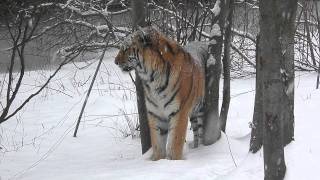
[[211, 24, 222, 37], [211, 0, 221, 16], [286, 81, 294, 96], [1, 49, 320, 180]]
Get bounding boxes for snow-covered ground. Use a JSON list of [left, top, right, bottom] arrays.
[[0, 49, 319, 180]]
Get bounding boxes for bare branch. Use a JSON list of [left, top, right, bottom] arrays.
[[231, 43, 256, 68], [232, 28, 256, 43]]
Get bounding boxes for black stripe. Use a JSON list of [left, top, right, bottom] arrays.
[[142, 81, 150, 92], [139, 49, 147, 73], [150, 70, 155, 82], [164, 86, 180, 108], [157, 62, 171, 93], [165, 42, 175, 55], [137, 61, 142, 69], [168, 108, 180, 120], [148, 111, 166, 122], [134, 48, 143, 69], [146, 96, 158, 107]]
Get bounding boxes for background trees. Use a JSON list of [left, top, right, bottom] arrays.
[[0, 0, 80, 124]]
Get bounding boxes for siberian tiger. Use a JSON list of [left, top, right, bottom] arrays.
[[114, 27, 205, 160]]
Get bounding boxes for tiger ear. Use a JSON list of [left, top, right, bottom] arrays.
[[136, 27, 152, 47]]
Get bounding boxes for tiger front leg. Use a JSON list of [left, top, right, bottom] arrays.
[[148, 116, 168, 161], [166, 113, 188, 160]]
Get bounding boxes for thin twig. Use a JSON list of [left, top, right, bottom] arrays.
[[224, 133, 237, 167], [73, 46, 108, 137]]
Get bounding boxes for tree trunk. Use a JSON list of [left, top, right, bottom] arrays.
[[203, 0, 225, 145], [260, 5, 286, 179], [316, 2, 320, 89], [249, 35, 263, 153], [131, 0, 151, 154], [259, 0, 297, 179], [281, 0, 297, 146], [220, 0, 234, 133]]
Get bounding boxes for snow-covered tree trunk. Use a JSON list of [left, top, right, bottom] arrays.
[[203, 0, 225, 145], [259, 0, 297, 179], [131, 0, 151, 154]]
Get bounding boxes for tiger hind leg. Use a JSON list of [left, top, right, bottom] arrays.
[[189, 108, 204, 148], [190, 116, 199, 148]]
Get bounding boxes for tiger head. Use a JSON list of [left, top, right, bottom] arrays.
[[114, 27, 158, 72]]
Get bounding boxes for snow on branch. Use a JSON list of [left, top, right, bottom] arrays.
[[56, 2, 130, 17], [211, 0, 221, 16], [64, 19, 107, 37], [150, 1, 214, 39]]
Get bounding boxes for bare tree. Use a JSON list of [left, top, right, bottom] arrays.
[[220, 0, 234, 132], [0, 1, 79, 124], [203, 0, 225, 145]]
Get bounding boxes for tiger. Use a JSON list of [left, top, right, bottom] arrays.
[[114, 26, 205, 160]]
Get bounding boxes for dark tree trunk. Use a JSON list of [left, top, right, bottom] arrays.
[[259, 0, 297, 179], [249, 35, 263, 153], [131, 0, 151, 154], [260, 4, 286, 179], [250, 0, 296, 155], [220, 0, 234, 133]]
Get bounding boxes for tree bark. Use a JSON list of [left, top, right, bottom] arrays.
[[203, 0, 225, 145], [281, 0, 297, 146], [249, 35, 263, 153], [260, 4, 286, 178], [259, 0, 297, 179], [131, 0, 151, 154], [220, 0, 234, 133]]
